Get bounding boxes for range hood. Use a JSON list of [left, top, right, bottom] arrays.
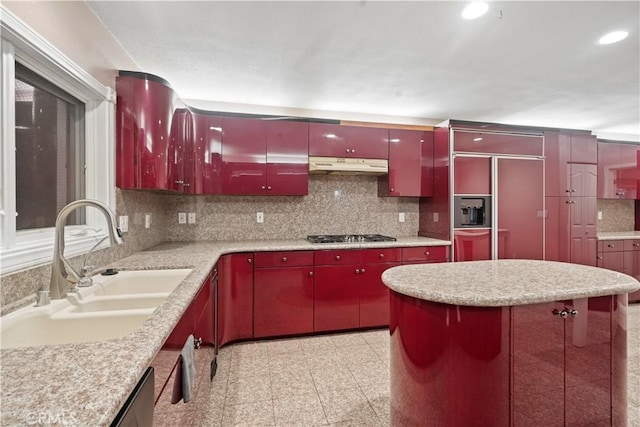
[[308, 156, 388, 175]]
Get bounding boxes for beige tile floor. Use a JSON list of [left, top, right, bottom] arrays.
[[186, 304, 640, 427]]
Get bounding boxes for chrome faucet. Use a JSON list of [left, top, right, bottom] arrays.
[[37, 199, 124, 306]]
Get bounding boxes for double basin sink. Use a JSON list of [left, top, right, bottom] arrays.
[[0, 269, 192, 349]]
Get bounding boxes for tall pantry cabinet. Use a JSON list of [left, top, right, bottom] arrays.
[[545, 132, 598, 265]]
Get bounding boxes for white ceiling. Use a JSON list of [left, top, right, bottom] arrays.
[[87, 1, 640, 140]]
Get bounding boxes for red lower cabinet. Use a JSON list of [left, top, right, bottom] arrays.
[[359, 261, 399, 328], [314, 264, 360, 332], [253, 251, 314, 338], [149, 269, 216, 425], [217, 253, 254, 346], [390, 292, 625, 427]]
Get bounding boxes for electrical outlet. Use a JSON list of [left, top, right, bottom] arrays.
[[399, 212, 405, 223], [118, 215, 129, 233], [144, 214, 152, 229], [188, 212, 196, 224], [433, 212, 439, 223], [178, 212, 187, 224], [257, 212, 264, 223]]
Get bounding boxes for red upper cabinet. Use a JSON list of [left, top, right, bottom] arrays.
[[221, 118, 309, 195], [221, 117, 266, 195], [191, 113, 222, 194], [597, 141, 640, 199], [545, 131, 597, 197], [116, 72, 179, 191], [168, 107, 194, 193], [309, 123, 389, 159], [265, 121, 309, 195], [379, 129, 434, 197]]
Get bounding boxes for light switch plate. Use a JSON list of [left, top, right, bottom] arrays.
[[144, 214, 152, 229], [433, 212, 439, 222], [399, 212, 405, 222], [188, 212, 196, 224], [597, 211, 603, 220], [118, 215, 129, 233], [178, 212, 187, 224], [257, 212, 264, 223]]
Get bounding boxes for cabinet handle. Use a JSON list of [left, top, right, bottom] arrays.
[[261, 185, 266, 190], [282, 257, 287, 262], [335, 255, 341, 261], [634, 243, 640, 247], [569, 309, 578, 317], [308, 271, 314, 277], [183, 182, 190, 188], [608, 244, 615, 248], [553, 308, 568, 319], [361, 268, 366, 274], [247, 258, 252, 264], [425, 251, 430, 256], [352, 149, 355, 154], [355, 269, 360, 274], [379, 253, 385, 258], [345, 148, 351, 153], [390, 188, 395, 192], [570, 189, 576, 193], [267, 186, 272, 190], [175, 180, 184, 185], [566, 190, 571, 193], [597, 256, 603, 260]]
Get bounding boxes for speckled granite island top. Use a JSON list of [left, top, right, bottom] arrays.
[[598, 231, 640, 240], [382, 259, 640, 307], [0, 236, 448, 426]]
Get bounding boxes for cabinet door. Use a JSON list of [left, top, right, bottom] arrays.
[[217, 253, 254, 346], [194, 272, 214, 345], [168, 107, 193, 192], [221, 118, 266, 195], [545, 197, 570, 262], [568, 164, 597, 197], [309, 123, 388, 159], [598, 251, 625, 273], [564, 297, 612, 426], [382, 129, 423, 197], [401, 246, 449, 263], [453, 156, 491, 195], [314, 265, 359, 332], [254, 266, 314, 338], [544, 132, 571, 197], [597, 142, 639, 199], [309, 123, 347, 157], [192, 113, 222, 194], [453, 230, 491, 261], [346, 126, 389, 159], [627, 249, 640, 302], [512, 302, 565, 426], [265, 121, 309, 195], [359, 262, 398, 328], [570, 197, 597, 266]]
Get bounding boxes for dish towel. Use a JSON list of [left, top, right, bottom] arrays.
[[171, 334, 196, 404]]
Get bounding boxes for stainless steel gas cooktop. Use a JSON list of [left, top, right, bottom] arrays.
[[306, 234, 397, 244]]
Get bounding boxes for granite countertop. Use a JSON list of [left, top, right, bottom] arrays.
[[597, 231, 640, 240], [382, 259, 640, 307], [0, 236, 449, 426]]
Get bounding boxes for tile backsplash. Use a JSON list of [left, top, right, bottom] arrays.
[[597, 199, 635, 232], [163, 175, 419, 241]]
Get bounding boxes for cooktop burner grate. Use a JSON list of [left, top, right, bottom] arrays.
[[306, 234, 397, 244]]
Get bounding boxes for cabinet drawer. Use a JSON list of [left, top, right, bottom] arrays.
[[402, 246, 449, 263], [315, 249, 361, 265], [599, 240, 624, 253], [254, 251, 313, 268], [360, 248, 401, 264], [623, 240, 640, 251]]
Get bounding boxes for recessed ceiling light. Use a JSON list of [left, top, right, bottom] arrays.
[[462, 2, 489, 20], [596, 30, 629, 45]]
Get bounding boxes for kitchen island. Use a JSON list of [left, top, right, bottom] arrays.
[[382, 259, 640, 427]]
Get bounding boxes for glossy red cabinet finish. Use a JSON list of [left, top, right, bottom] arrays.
[[390, 292, 626, 426], [453, 130, 543, 156], [254, 251, 314, 338], [379, 129, 434, 197], [116, 73, 179, 190], [598, 239, 640, 302], [513, 297, 621, 426], [168, 107, 194, 192], [401, 246, 449, 264], [314, 248, 401, 331], [453, 156, 491, 195], [309, 123, 389, 159], [217, 253, 254, 346], [454, 229, 492, 261], [390, 292, 510, 426], [191, 113, 222, 194], [221, 118, 308, 195], [545, 132, 598, 197], [597, 141, 640, 199]]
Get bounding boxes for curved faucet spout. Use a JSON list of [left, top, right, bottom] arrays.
[[46, 199, 124, 302]]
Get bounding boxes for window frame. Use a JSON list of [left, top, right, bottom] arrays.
[[1, 6, 116, 275]]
